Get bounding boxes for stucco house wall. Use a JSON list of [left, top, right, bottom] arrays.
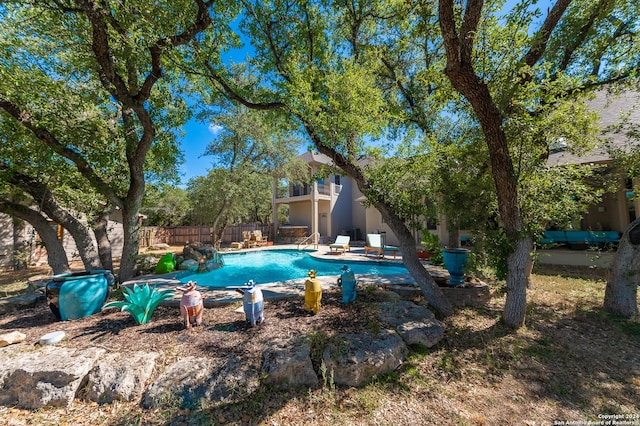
[[288, 203, 311, 229], [330, 174, 354, 238]]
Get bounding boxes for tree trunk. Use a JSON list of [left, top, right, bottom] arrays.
[[4, 167, 102, 270], [380, 203, 454, 316], [526, 252, 535, 290], [118, 205, 141, 283], [93, 211, 114, 272], [11, 218, 28, 271], [604, 220, 640, 317], [1, 202, 70, 274], [448, 227, 460, 248], [310, 137, 453, 316], [56, 216, 102, 270], [503, 237, 533, 327]]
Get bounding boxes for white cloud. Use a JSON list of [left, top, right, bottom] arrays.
[[208, 124, 223, 134]]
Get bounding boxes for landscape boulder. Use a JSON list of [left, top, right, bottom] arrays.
[[0, 346, 105, 408], [178, 259, 199, 271], [377, 300, 445, 348], [83, 351, 158, 404], [143, 355, 259, 409], [0, 294, 44, 315], [322, 330, 407, 387], [262, 338, 318, 388]]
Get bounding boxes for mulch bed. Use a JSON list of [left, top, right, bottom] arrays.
[[1, 288, 382, 362]]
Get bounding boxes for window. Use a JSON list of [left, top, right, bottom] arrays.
[[334, 175, 341, 185]]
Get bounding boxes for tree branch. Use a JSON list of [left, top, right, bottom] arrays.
[[459, 0, 484, 66], [202, 62, 286, 110], [0, 98, 124, 209], [553, 0, 615, 76], [522, 0, 573, 68]]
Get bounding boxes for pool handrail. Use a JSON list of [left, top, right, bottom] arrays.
[[298, 232, 320, 250]]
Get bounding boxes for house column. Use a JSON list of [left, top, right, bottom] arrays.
[[272, 177, 279, 241], [311, 180, 319, 241]]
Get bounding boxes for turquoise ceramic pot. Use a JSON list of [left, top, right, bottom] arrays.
[[45, 270, 115, 321], [442, 248, 470, 286]]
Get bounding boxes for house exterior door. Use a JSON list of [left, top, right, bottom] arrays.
[[320, 213, 328, 237]]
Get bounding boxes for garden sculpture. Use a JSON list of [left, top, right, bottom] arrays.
[[240, 280, 264, 326], [304, 270, 322, 314], [338, 265, 357, 303], [176, 280, 204, 329]]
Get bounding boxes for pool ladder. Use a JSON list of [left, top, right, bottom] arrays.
[[297, 232, 319, 251]]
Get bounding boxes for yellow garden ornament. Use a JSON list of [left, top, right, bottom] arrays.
[[304, 270, 322, 314]]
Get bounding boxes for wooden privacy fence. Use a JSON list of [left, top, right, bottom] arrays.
[[140, 224, 273, 247]]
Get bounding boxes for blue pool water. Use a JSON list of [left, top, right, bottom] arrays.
[[179, 249, 408, 288]]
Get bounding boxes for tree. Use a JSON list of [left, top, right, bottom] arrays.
[[602, 90, 640, 316], [438, 0, 640, 326], [141, 184, 191, 227], [181, 0, 455, 315], [187, 105, 305, 240], [0, 0, 229, 281], [0, 200, 70, 275]]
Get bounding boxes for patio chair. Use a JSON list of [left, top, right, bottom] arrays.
[[242, 231, 257, 248], [365, 234, 399, 259], [253, 230, 268, 246], [329, 235, 351, 253]]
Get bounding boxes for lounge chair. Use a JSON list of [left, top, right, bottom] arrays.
[[365, 234, 400, 259], [329, 235, 351, 253]]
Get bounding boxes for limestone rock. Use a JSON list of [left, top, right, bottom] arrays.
[[262, 338, 318, 388], [149, 243, 170, 250], [143, 355, 259, 409], [0, 346, 105, 408], [0, 331, 27, 347], [377, 301, 444, 348], [178, 259, 199, 271], [83, 351, 158, 404], [378, 301, 444, 348], [0, 293, 44, 315], [322, 330, 407, 387]]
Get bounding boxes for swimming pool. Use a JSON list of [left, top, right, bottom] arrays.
[[178, 249, 408, 288]]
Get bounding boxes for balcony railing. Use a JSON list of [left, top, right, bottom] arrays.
[[284, 183, 335, 198]]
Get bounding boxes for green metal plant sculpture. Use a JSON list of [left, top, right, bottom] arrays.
[[103, 283, 174, 325]]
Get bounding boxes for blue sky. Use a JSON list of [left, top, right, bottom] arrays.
[[176, 0, 551, 185]]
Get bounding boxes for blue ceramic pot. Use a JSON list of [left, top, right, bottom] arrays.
[[45, 270, 114, 321], [442, 248, 470, 286]]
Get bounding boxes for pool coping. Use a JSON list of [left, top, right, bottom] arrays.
[[122, 244, 449, 307]]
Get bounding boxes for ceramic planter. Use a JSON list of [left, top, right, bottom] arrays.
[[442, 248, 470, 286], [45, 270, 115, 321]]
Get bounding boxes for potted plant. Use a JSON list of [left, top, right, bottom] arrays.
[[418, 231, 440, 260]]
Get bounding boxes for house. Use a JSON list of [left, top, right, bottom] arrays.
[[272, 152, 368, 244], [272, 152, 430, 247], [547, 90, 640, 236], [274, 90, 640, 262]]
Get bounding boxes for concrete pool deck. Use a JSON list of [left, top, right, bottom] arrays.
[[124, 244, 450, 307]]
